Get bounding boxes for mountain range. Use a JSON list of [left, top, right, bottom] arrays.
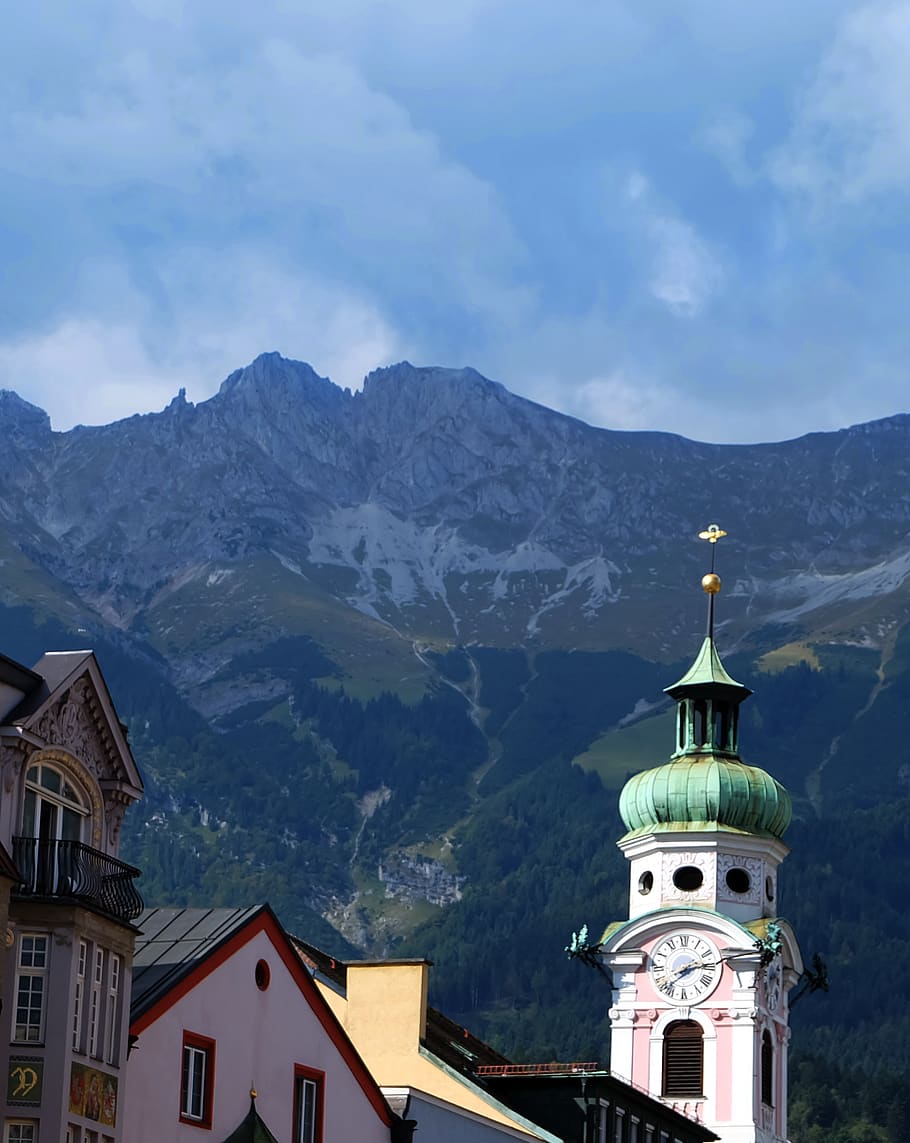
[[2, 354, 909, 1138]]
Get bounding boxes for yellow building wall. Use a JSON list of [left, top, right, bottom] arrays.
[[312, 962, 544, 1139]]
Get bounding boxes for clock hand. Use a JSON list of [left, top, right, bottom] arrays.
[[666, 956, 718, 981]]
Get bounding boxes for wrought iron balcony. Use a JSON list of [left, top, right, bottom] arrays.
[[12, 836, 143, 922]]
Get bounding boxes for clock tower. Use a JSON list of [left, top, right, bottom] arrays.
[[598, 528, 802, 1143]]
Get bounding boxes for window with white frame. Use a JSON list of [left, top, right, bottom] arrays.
[[105, 953, 121, 1063], [180, 1032, 215, 1127], [5, 1121, 38, 1143], [14, 934, 48, 1042], [88, 947, 104, 1057], [293, 1067, 323, 1143], [73, 940, 87, 1051]]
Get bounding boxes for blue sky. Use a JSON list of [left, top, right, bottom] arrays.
[[2, 1, 909, 442]]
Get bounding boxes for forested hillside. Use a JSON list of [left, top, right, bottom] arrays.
[[3, 357, 910, 1135]]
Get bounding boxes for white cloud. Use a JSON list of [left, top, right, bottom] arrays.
[[0, 253, 406, 429], [700, 110, 755, 186], [0, 320, 189, 429], [772, 1, 910, 203], [647, 215, 724, 317]]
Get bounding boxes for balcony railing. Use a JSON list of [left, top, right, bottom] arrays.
[[12, 836, 143, 922]]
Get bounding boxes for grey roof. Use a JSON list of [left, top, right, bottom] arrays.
[[9, 650, 94, 722], [0, 651, 41, 695], [131, 906, 264, 1021]]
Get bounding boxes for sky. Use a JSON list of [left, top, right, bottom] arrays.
[[2, 1, 910, 442]]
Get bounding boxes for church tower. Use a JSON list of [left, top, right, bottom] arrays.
[[598, 527, 802, 1143]]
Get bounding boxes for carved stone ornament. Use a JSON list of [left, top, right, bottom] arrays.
[[717, 853, 763, 904], [104, 802, 128, 854], [32, 678, 113, 782], [0, 744, 25, 795], [661, 850, 714, 901]]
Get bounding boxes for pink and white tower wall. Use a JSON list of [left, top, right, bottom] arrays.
[[598, 527, 803, 1143]]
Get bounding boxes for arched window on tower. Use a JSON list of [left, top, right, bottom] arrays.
[[761, 1029, 774, 1107], [662, 1020, 704, 1098]]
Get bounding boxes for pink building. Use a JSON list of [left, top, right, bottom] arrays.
[[125, 905, 410, 1142]]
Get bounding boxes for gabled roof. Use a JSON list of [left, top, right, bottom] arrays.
[[9, 650, 143, 796], [131, 905, 394, 1128], [0, 651, 41, 694], [131, 906, 262, 1020]]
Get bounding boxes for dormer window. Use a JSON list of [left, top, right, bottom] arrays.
[[23, 763, 89, 844]]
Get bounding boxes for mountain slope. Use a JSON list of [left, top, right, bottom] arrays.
[[2, 354, 910, 1136]]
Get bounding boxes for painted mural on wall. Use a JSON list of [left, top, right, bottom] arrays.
[[69, 1063, 118, 1127]]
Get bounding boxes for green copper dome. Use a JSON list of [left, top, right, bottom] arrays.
[[618, 633, 792, 840], [619, 754, 792, 839]]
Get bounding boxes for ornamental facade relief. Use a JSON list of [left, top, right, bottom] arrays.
[[660, 850, 715, 903], [717, 853, 763, 905], [32, 677, 113, 783]]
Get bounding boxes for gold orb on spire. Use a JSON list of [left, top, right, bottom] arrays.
[[702, 572, 722, 594]]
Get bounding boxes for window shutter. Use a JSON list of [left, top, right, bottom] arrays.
[[662, 1021, 703, 1098]]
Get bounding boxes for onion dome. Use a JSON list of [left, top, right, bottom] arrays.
[[619, 748, 792, 839], [618, 528, 792, 840]]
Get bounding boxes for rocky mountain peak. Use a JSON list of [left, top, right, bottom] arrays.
[[0, 390, 52, 438], [215, 352, 342, 408]]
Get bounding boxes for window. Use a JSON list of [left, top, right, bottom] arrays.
[[662, 1020, 704, 1098], [629, 1116, 640, 1143], [180, 1032, 215, 1128], [761, 1029, 774, 1107], [293, 1066, 324, 1143], [105, 954, 121, 1063], [613, 1106, 625, 1143], [14, 935, 48, 1042], [5, 1122, 37, 1143], [73, 941, 87, 1051], [595, 1100, 609, 1143], [88, 948, 104, 1057]]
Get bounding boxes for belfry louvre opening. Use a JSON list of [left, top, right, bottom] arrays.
[[662, 1021, 704, 1098]]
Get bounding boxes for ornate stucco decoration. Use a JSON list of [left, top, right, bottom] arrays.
[[32, 675, 124, 785]]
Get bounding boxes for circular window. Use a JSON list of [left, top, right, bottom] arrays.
[[765, 876, 775, 902], [672, 866, 704, 892], [255, 959, 271, 991], [638, 871, 654, 895], [725, 868, 751, 894]]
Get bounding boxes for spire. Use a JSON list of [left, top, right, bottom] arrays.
[[617, 523, 792, 840], [699, 522, 725, 638], [220, 1089, 281, 1143], [664, 524, 750, 757]]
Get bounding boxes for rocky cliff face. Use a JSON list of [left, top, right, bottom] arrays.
[[3, 353, 910, 679]]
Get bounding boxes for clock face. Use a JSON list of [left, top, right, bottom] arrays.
[[649, 932, 722, 1004]]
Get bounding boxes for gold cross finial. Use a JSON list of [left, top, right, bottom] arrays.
[[698, 524, 727, 544]]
